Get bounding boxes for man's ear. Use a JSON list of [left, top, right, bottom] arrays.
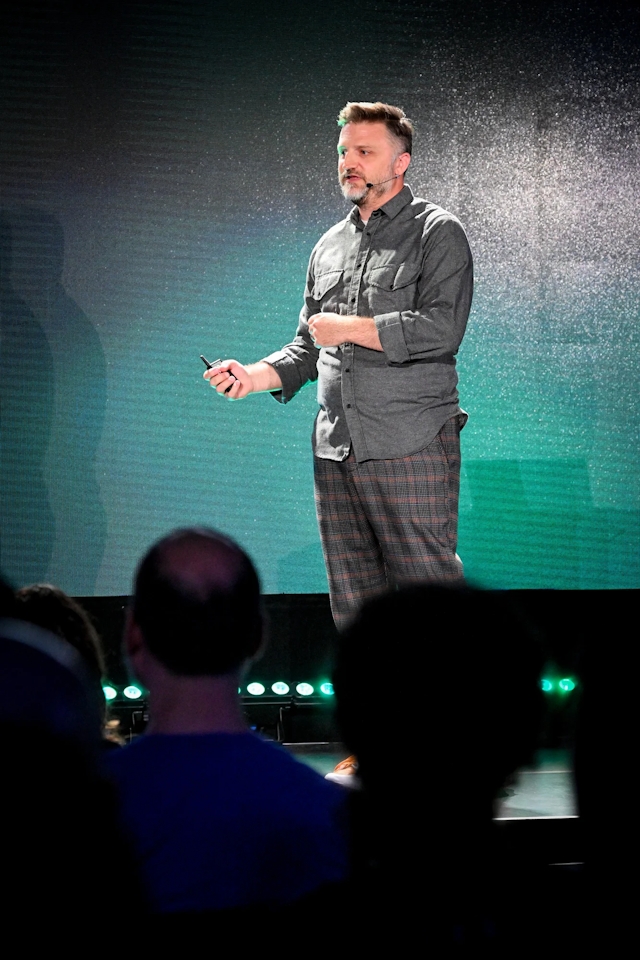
[[394, 152, 411, 177]]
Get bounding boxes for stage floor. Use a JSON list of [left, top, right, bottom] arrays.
[[287, 745, 577, 820]]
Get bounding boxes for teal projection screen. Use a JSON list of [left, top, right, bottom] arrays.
[[1, 1, 639, 595]]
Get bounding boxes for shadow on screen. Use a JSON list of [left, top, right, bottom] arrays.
[[0, 208, 107, 592]]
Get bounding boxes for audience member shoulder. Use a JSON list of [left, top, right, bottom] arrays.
[[104, 730, 348, 800]]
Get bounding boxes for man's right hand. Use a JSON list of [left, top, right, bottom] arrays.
[[204, 360, 254, 399], [203, 359, 283, 398]]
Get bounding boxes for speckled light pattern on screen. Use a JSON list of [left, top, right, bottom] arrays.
[[0, 0, 638, 592]]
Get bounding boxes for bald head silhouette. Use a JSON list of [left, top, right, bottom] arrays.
[[132, 528, 263, 676]]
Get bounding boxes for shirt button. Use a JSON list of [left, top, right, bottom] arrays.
[[346, 403, 352, 408], [345, 368, 350, 373]]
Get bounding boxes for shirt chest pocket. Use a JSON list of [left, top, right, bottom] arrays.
[[366, 259, 423, 313], [311, 269, 343, 310]]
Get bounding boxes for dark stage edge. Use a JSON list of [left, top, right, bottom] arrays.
[[77, 589, 638, 689], [79, 588, 635, 748]]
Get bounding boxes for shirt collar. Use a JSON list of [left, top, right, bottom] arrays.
[[348, 184, 414, 227]]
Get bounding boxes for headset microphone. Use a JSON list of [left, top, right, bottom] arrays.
[[365, 174, 400, 188]]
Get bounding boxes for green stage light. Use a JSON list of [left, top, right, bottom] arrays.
[[541, 679, 553, 692], [296, 682, 314, 697], [559, 678, 576, 692], [247, 682, 265, 696], [123, 685, 143, 700], [102, 685, 117, 701], [271, 682, 290, 696], [320, 682, 334, 696]]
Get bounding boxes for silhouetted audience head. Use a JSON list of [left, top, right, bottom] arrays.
[[1, 580, 145, 937], [334, 584, 543, 820], [1, 580, 104, 751], [329, 586, 585, 952], [15, 583, 121, 741], [15, 583, 105, 680], [107, 531, 351, 925], [131, 527, 263, 675]]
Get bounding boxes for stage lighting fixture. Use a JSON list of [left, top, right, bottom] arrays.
[[271, 682, 290, 696], [123, 685, 143, 700], [540, 677, 576, 694], [296, 682, 314, 697], [102, 685, 117, 701], [247, 682, 265, 696], [319, 682, 334, 696]]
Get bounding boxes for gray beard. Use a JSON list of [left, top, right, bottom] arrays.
[[340, 176, 390, 206], [340, 181, 367, 204]]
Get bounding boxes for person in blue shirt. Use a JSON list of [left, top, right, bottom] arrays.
[[105, 527, 348, 914]]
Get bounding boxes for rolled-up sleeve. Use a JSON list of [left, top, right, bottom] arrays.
[[374, 218, 473, 365], [263, 340, 318, 404]]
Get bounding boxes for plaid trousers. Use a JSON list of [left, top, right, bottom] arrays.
[[314, 416, 464, 630]]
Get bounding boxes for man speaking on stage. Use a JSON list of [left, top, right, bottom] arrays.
[[205, 101, 473, 630]]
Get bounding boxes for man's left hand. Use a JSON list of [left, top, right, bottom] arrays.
[[308, 313, 350, 347], [308, 313, 383, 351]]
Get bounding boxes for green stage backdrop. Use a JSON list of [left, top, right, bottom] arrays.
[[1, 1, 638, 595]]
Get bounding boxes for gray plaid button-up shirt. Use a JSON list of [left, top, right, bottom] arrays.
[[263, 185, 473, 463]]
